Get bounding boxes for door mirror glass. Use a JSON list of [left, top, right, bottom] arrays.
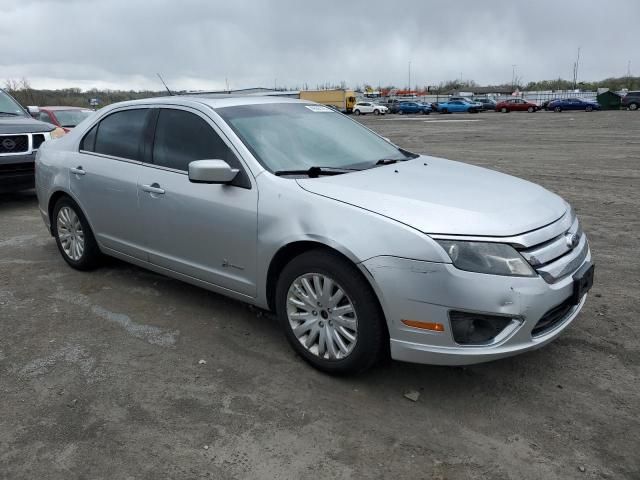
[[188, 159, 239, 184]]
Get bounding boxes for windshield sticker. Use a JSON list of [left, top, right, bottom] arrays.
[[305, 105, 333, 112]]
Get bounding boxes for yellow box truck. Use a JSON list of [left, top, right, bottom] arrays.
[[299, 89, 357, 113]]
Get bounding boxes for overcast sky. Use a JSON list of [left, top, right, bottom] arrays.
[[2, 0, 638, 91]]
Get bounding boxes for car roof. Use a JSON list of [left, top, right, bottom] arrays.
[[103, 95, 311, 111], [40, 106, 93, 111]]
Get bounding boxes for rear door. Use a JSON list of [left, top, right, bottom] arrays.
[[139, 107, 258, 296], [72, 108, 150, 259]]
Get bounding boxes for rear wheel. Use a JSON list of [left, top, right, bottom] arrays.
[[373, 109, 380, 115], [585, 105, 593, 112], [441, 108, 448, 114], [501, 107, 508, 113], [527, 106, 535, 113], [554, 106, 562, 112], [52, 196, 101, 270], [354, 109, 361, 116], [629, 103, 638, 111], [423, 110, 430, 115], [398, 110, 404, 115], [276, 250, 386, 375]]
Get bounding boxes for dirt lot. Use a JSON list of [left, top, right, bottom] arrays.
[[1, 110, 638, 479]]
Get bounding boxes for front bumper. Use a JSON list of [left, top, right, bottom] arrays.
[[0, 152, 36, 193], [361, 247, 591, 366]]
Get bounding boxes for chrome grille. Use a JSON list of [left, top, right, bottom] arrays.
[[519, 211, 588, 283], [0, 134, 28, 154]]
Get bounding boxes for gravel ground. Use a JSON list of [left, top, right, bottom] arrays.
[[1, 110, 638, 479]]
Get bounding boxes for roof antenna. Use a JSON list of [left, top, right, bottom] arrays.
[[156, 73, 174, 96]]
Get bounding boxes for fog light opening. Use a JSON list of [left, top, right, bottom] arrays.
[[449, 311, 513, 345]]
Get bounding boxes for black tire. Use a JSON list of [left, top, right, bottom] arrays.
[[585, 105, 593, 112], [501, 107, 508, 113], [423, 110, 430, 115], [441, 108, 448, 114], [354, 109, 361, 116], [554, 106, 562, 112], [373, 109, 380, 115], [527, 106, 535, 113], [52, 196, 101, 270], [276, 249, 386, 375], [469, 108, 478, 114], [398, 110, 404, 115], [629, 103, 638, 111]]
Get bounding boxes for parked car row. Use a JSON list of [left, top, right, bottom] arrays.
[[360, 95, 621, 115]]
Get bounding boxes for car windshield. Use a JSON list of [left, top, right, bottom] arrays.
[[0, 90, 26, 116], [52, 109, 93, 128], [216, 103, 410, 173]]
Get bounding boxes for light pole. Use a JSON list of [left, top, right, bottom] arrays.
[[511, 64, 517, 89], [408, 60, 411, 91]]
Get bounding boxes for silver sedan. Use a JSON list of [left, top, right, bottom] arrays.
[[35, 96, 593, 374]]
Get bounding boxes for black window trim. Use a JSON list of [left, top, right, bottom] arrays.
[[144, 105, 253, 189]]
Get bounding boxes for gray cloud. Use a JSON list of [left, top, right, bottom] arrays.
[[1, 0, 638, 90]]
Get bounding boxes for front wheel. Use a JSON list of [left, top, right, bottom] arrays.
[[276, 250, 386, 375], [52, 196, 101, 270], [501, 107, 508, 113], [423, 110, 430, 115], [629, 103, 639, 111], [554, 106, 562, 112], [585, 105, 593, 112], [527, 106, 535, 113], [373, 109, 380, 115], [441, 108, 448, 114]]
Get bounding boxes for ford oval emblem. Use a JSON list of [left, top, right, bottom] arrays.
[[565, 232, 580, 249]]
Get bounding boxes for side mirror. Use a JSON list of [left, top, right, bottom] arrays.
[[188, 159, 239, 184], [27, 106, 40, 117]]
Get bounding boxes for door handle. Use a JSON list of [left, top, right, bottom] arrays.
[[70, 166, 86, 176], [142, 183, 165, 195]]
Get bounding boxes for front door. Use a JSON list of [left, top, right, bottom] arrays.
[[70, 108, 149, 260], [139, 107, 258, 297]]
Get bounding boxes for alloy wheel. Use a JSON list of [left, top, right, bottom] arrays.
[[57, 206, 85, 261], [286, 273, 358, 360]]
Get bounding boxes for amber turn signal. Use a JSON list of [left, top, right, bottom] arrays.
[[401, 320, 445, 332]]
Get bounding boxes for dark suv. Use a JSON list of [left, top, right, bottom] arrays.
[[0, 89, 56, 193], [621, 91, 640, 111]]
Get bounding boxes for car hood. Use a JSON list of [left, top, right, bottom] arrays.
[[0, 116, 55, 134], [296, 156, 567, 236]]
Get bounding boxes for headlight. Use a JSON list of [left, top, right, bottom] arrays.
[[436, 240, 536, 277], [49, 127, 65, 139]]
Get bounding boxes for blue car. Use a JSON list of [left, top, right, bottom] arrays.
[[397, 101, 431, 115], [548, 98, 601, 112], [432, 100, 481, 114]]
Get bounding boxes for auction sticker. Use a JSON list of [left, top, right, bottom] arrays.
[[305, 105, 333, 112]]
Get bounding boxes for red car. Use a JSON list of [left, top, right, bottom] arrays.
[[37, 106, 94, 133], [495, 98, 539, 113]]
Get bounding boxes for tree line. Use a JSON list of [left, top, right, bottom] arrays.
[[4, 75, 639, 108]]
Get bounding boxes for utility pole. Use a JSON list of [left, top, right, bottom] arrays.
[[408, 60, 411, 91], [511, 64, 517, 89], [572, 47, 581, 90]]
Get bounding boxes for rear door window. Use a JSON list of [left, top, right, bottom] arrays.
[[93, 109, 149, 161]]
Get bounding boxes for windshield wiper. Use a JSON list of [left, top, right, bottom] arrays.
[[0, 111, 21, 116], [375, 158, 404, 165], [274, 166, 357, 178]]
